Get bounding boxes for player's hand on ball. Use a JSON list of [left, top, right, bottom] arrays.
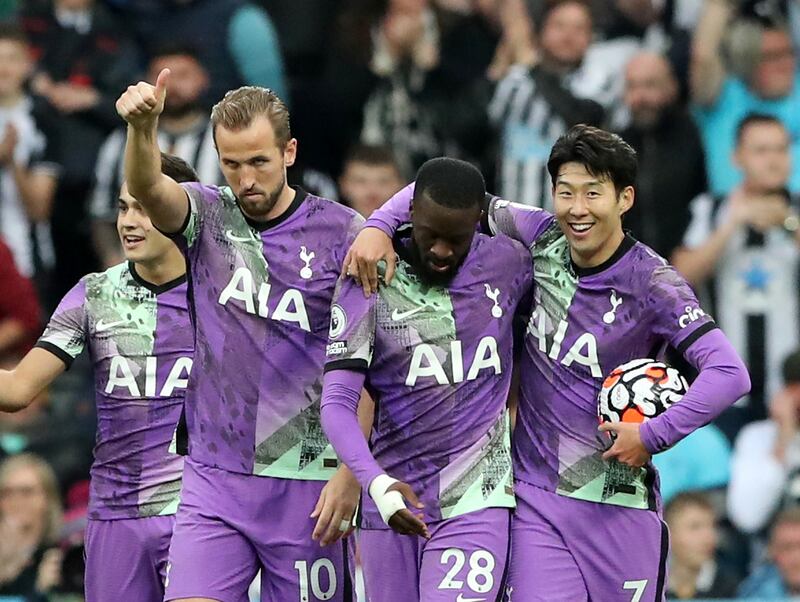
[[310, 466, 360, 546], [386, 481, 430, 539], [342, 227, 396, 297], [599, 422, 651, 468], [116, 68, 170, 129]]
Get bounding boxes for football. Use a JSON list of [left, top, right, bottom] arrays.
[[598, 358, 689, 425]]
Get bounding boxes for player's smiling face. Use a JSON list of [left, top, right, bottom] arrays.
[[216, 115, 297, 221], [410, 194, 480, 286], [553, 162, 633, 269], [117, 183, 176, 264]]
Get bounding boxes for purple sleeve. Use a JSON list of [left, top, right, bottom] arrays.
[[321, 369, 385, 489], [484, 199, 555, 248], [35, 279, 87, 368], [639, 328, 750, 453], [364, 183, 414, 237]]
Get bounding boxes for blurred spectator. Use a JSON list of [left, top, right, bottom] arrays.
[[20, 0, 139, 301], [672, 115, 800, 430], [90, 43, 221, 268], [728, 349, 800, 535], [665, 492, 740, 599], [737, 507, 800, 598], [143, 0, 287, 106], [487, 0, 617, 207], [0, 237, 41, 366], [0, 453, 62, 601], [338, 143, 403, 217], [617, 51, 706, 258], [691, 3, 800, 196], [358, 0, 451, 177], [325, 0, 492, 180], [653, 424, 731, 505], [0, 24, 59, 285]]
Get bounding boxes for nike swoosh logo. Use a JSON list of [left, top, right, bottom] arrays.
[[225, 229, 255, 243], [456, 595, 485, 602], [391, 307, 425, 321], [95, 319, 136, 333]]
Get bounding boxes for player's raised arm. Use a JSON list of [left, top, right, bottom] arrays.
[[0, 348, 66, 412], [117, 68, 189, 234]]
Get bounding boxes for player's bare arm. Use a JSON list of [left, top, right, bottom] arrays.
[[0, 348, 66, 412], [117, 68, 189, 234]]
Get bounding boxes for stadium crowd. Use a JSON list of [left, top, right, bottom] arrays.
[[0, 0, 798, 600]]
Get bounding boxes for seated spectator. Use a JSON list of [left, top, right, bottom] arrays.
[[672, 115, 800, 431], [665, 492, 740, 599], [0, 453, 62, 601], [738, 507, 800, 598], [692, 3, 800, 196], [618, 51, 707, 258], [728, 349, 800, 535], [0, 237, 41, 366], [653, 424, 731, 505], [0, 23, 59, 284], [91, 43, 221, 268], [338, 144, 404, 218]]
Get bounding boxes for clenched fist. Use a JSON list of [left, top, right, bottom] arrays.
[[116, 68, 170, 129]]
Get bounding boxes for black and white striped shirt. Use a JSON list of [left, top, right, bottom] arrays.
[[683, 193, 800, 420], [90, 120, 223, 222], [488, 43, 634, 207]]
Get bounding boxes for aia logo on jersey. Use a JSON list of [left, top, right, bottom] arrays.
[[218, 267, 312, 332], [105, 356, 193, 397], [678, 305, 706, 328]]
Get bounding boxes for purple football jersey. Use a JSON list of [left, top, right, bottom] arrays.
[[325, 230, 532, 527], [175, 184, 363, 478], [37, 262, 191, 519], [486, 200, 717, 510]]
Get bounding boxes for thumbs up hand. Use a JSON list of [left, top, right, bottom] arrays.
[[116, 68, 170, 129]]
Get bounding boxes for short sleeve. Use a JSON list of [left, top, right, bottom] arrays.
[[35, 280, 88, 368], [324, 276, 377, 373], [175, 182, 220, 248], [681, 193, 715, 249], [485, 198, 555, 248], [647, 264, 717, 356]]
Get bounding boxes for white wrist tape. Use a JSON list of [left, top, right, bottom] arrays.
[[368, 474, 406, 525]]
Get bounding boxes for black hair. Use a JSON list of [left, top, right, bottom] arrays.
[[536, 0, 592, 34], [149, 42, 202, 64], [547, 125, 637, 195], [735, 113, 785, 145], [413, 157, 485, 210], [783, 348, 800, 385], [0, 22, 28, 45], [161, 153, 199, 183]]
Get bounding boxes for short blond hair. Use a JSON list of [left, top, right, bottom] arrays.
[[0, 454, 63, 544], [211, 86, 291, 149]]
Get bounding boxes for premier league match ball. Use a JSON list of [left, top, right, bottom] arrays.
[[598, 358, 689, 426]]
